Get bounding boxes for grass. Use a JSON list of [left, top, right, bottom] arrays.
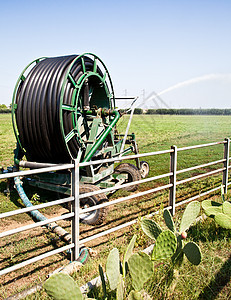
[[0, 113, 231, 298], [74, 210, 231, 300], [144, 216, 231, 300], [23, 209, 231, 300], [0, 114, 16, 168]]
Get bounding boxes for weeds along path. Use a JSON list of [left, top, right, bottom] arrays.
[[1, 114, 231, 297]]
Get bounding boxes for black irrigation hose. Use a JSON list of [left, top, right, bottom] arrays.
[[15, 55, 103, 164]]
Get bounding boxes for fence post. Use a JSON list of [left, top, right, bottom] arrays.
[[169, 145, 177, 216], [71, 158, 80, 261], [223, 138, 230, 194]]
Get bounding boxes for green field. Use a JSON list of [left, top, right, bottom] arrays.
[[1, 113, 231, 167], [0, 114, 16, 168], [0, 113, 231, 299], [118, 114, 231, 178]]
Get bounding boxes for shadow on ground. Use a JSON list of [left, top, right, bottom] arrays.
[[198, 254, 231, 299]]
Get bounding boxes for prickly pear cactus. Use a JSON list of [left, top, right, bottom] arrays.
[[183, 242, 202, 265], [106, 248, 120, 290], [116, 274, 124, 300], [99, 264, 107, 298], [202, 200, 231, 229], [171, 235, 184, 267], [152, 230, 177, 260], [44, 273, 83, 300], [128, 290, 143, 300], [215, 212, 231, 229], [222, 201, 231, 217], [140, 202, 202, 268], [123, 234, 137, 277], [202, 200, 222, 216], [179, 201, 200, 233], [163, 209, 175, 232], [128, 252, 153, 291], [141, 218, 162, 240]]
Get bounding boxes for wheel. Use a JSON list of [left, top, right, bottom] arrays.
[[139, 161, 150, 178], [114, 163, 141, 192], [79, 184, 107, 225]]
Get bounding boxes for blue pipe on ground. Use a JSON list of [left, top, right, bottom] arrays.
[[13, 176, 88, 264], [14, 176, 47, 222]]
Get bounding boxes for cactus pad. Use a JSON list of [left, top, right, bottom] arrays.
[[116, 274, 124, 300], [128, 252, 153, 291], [202, 200, 222, 216], [172, 235, 184, 267], [99, 264, 106, 298], [141, 218, 162, 240], [128, 290, 142, 300], [106, 248, 120, 290], [152, 230, 177, 260], [183, 242, 202, 265], [214, 212, 231, 229], [222, 201, 231, 218], [123, 234, 136, 276], [44, 273, 83, 300], [163, 209, 175, 232], [179, 201, 200, 233]]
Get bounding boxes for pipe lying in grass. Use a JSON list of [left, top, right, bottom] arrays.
[[14, 176, 73, 243], [14, 176, 89, 256], [13, 176, 89, 258], [4, 177, 89, 299]]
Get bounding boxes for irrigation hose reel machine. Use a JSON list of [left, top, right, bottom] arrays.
[[11, 53, 150, 225]]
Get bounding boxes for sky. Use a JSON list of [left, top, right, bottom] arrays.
[[0, 0, 231, 109]]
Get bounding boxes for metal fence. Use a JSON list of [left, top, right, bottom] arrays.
[[0, 138, 230, 277]]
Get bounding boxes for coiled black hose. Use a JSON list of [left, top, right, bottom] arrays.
[[15, 55, 108, 164]]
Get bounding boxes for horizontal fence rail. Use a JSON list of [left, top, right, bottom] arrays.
[[0, 212, 74, 238], [0, 163, 74, 180], [0, 138, 230, 278], [0, 196, 74, 219]]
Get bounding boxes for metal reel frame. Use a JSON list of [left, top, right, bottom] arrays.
[[11, 53, 116, 164]]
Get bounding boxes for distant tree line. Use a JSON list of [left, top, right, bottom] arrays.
[[119, 108, 143, 115], [2, 104, 231, 115], [0, 104, 11, 113], [146, 108, 231, 115], [120, 108, 231, 115]]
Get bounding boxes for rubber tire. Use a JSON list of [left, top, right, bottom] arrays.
[[139, 161, 150, 178], [79, 184, 107, 225], [114, 163, 141, 192]]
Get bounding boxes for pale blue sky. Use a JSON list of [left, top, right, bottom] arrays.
[[0, 0, 231, 108]]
